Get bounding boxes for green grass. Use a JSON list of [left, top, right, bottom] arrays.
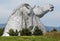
[[0, 36, 60, 41]]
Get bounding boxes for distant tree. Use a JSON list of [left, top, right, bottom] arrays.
[[0, 28, 4, 36], [51, 28, 57, 32], [8, 29, 18, 36], [8, 29, 15, 36], [20, 28, 32, 36], [33, 26, 43, 36], [47, 30, 49, 32]]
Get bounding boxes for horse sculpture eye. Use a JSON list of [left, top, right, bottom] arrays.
[[25, 6, 30, 9]]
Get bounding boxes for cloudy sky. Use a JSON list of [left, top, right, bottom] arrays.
[[0, 0, 60, 27]]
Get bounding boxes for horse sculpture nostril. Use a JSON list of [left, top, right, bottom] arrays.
[[51, 8, 54, 11], [52, 7, 54, 8], [53, 7, 54, 8]]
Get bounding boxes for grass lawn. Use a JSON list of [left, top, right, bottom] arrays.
[[0, 36, 60, 41]]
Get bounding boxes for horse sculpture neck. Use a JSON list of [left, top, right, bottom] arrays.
[[38, 7, 49, 18]]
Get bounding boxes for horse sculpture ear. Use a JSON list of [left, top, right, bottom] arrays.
[[49, 4, 51, 5], [33, 5, 36, 8], [49, 4, 54, 7], [49, 4, 53, 6]]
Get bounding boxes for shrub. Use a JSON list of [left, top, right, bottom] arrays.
[[33, 26, 43, 36], [20, 28, 32, 36], [51, 28, 57, 32], [8, 29, 18, 36], [15, 30, 18, 36], [0, 28, 4, 36]]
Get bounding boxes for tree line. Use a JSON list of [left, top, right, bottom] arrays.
[[0, 26, 57, 36]]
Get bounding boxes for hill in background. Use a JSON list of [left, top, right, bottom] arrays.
[[0, 24, 60, 32]]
